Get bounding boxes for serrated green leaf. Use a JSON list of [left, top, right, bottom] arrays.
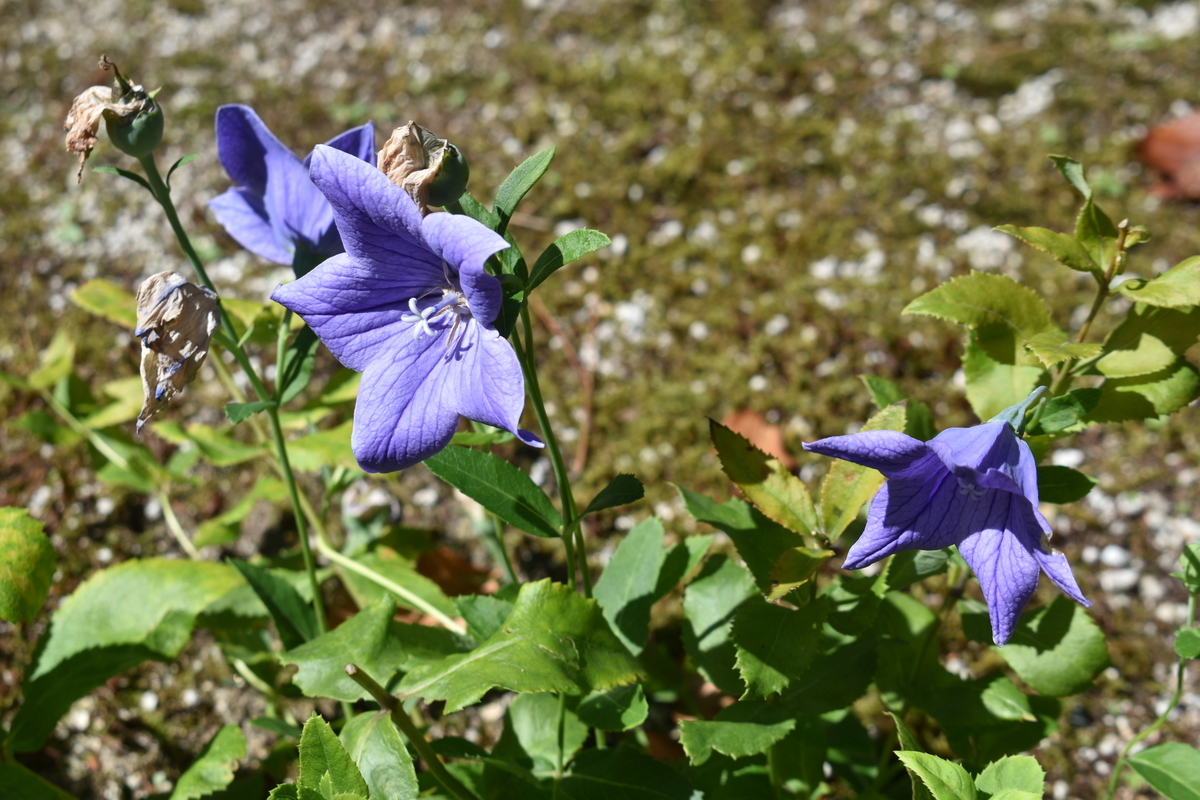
[[527, 228, 611, 292], [1087, 359, 1200, 423], [283, 597, 461, 702], [896, 752, 977, 800], [277, 327, 321, 405], [1100, 301, 1200, 362], [818, 404, 907, 540], [493, 147, 555, 227], [1118, 255, 1200, 308], [338, 547, 457, 618], [679, 701, 797, 766], [298, 714, 369, 797], [340, 711, 419, 800], [732, 595, 828, 699], [681, 555, 756, 695], [1037, 465, 1096, 504], [226, 401, 276, 424], [994, 224, 1099, 275], [824, 572, 888, 636], [8, 559, 242, 751], [1176, 628, 1200, 660], [426, 446, 563, 537], [888, 712, 931, 800], [1128, 742, 1200, 800], [678, 486, 804, 593], [593, 517, 665, 655], [454, 593, 514, 643], [1023, 330, 1103, 368], [1096, 332, 1177, 378], [170, 724, 246, 800], [561, 748, 694, 800], [28, 329, 75, 389], [964, 332, 1047, 421], [575, 683, 649, 731], [398, 579, 641, 711], [767, 546, 834, 600], [961, 596, 1109, 696], [974, 755, 1045, 797], [0, 507, 55, 623], [1029, 388, 1101, 435], [903, 272, 1057, 341], [229, 559, 318, 650], [71, 278, 138, 327], [710, 419, 819, 537], [0, 760, 79, 799], [576, 473, 644, 520], [781, 636, 877, 716]]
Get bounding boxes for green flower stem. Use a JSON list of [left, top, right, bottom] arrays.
[[345, 664, 481, 800], [136, 152, 327, 635], [515, 305, 587, 594], [488, 512, 520, 585], [1105, 590, 1197, 800]]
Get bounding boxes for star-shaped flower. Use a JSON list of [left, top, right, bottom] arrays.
[[270, 145, 542, 473], [803, 415, 1089, 644], [209, 105, 375, 275]]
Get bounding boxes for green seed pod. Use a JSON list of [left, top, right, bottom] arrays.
[[105, 100, 163, 159], [427, 143, 470, 207]]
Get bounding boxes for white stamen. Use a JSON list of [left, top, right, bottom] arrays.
[[957, 477, 987, 499]]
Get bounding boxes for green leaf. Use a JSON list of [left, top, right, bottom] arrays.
[[824, 572, 888, 636], [527, 229, 611, 292], [888, 712, 932, 800], [8, 559, 242, 752], [0, 760, 79, 799], [153, 422, 266, 467], [509, 692, 588, 773], [253, 717, 303, 739], [449, 429, 515, 447], [974, 755, 1045, 797], [28, 329, 75, 389], [1047, 155, 1119, 272], [493, 147, 555, 227], [0, 507, 55, 623], [1118, 255, 1200, 308], [1176, 628, 1200, 660], [1127, 742, 1200, 800], [885, 549, 951, 592], [195, 477, 289, 547], [593, 517, 665, 655], [861, 377, 935, 440], [170, 724, 246, 800], [576, 473, 644, 521], [679, 701, 797, 766], [963, 332, 1046, 421], [454, 593, 514, 642], [277, 327, 321, 405], [1023, 330, 1103, 369], [1087, 359, 1200, 423], [994, 224, 1099, 275], [781, 636, 877, 716], [1095, 332, 1178, 378], [82, 375, 145, 429], [681, 555, 757, 695], [426, 446, 563, 538], [1028, 389, 1101, 435], [229, 559, 318, 650], [226, 401, 276, 424], [298, 714, 370, 797], [903, 272, 1056, 341], [288, 421, 361, 473], [397, 579, 641, 711], [340, 711, 419, 800], [1036, 465, 1096, 504], [732, 595, 828, 699], [767, 546, 834, 601], [709, 419, 819, 536], [93, 164, 153, 191], [1098, 304, 1200, 366], [962, 596, 1109, 696], [1049, 155, 1092, 199], [818, 404, 907, 540], [575, 683, 649, 731], [896, 752, 977, 800], [338, 547, 457, 619], [561, 748, 694, 800], [445, 192, 501, 230], [283, 597, 409, 702], [1180, 544, 1200, 592], [677, 486, 803, 593], [71, 278, 138, 327], [167, 152, 199, 184]]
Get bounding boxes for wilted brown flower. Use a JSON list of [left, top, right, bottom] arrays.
[[134, 272, 219, 433], [64, 56, 159, 183], [377, 122, 468, 213]]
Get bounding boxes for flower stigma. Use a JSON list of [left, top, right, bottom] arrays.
[[402, 289, 471, 343]]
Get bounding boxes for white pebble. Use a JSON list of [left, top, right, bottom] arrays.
[[1099, 545, 1131, 568], [1099, 568, 1140, 593], [139, 691, 159, 713]]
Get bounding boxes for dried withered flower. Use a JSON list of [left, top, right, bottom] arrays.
[[1137, 112, 1200, 201], [134, 272, 219, 433], [64, 56, 161, 183], [377, 122, 469, 214]]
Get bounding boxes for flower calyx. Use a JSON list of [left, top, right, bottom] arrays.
[[64, 55, 163, 182], [377, 121, 469, 214]]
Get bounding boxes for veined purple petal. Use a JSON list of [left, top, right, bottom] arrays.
[[957, 493, 1042, 645], [842, 468, 970, 569], [422, 212, 509, 326], [1034, 547, 1092, 607], [446, 322, 543, 449], [215, 105, 288, 196], [803, 430, 929, 476], [309, 146, 446, 297], [208, 187, 292, 265], [310, 122, 376, 167]]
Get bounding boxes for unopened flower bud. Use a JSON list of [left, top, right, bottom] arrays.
[[134, 272, 219, 433], [377, 121, 469, 214], [64, 56, 162, 182]]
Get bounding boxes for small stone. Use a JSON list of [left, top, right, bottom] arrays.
[[139, 691, 159, 713], [1099, 545, 1131, 567], [1099, 568, 1140, 593]]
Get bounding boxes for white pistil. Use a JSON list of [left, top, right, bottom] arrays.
[[957, 477, 986, 499], [401, 290, 470, 340]]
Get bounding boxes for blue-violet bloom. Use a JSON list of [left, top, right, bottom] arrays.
[[210, 104, 375, 275], [270, 145, 543, 473], [803, 414, 1089, 645]]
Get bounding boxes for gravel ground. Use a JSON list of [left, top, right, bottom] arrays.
[[2, 0, 1200, 798]]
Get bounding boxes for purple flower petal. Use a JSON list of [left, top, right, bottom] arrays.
[[957, 494, 1042, 645], [422, 212, 509, 326], [208, 187, 291, 265], [1034, 547, 1092, 608], [802, 430, 929, 476], [446, 323, 542, 448], [843, 470, 970, 569], [309, 122, 376, 167], [215, 105, 284, 196]]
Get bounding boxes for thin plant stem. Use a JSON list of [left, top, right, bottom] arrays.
[[1105, 591, 1197, 800], [555, 691, 568, 786], [345, 664, 481, 800], [136, 152, 326, 634], [157, 490, 200, 560], [489, 513, 520, 585]]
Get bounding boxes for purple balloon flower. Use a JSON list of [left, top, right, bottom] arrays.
[[270, 145, 543, 473], [804, 419, 1090, 645], [209, 104, 376, 274]]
